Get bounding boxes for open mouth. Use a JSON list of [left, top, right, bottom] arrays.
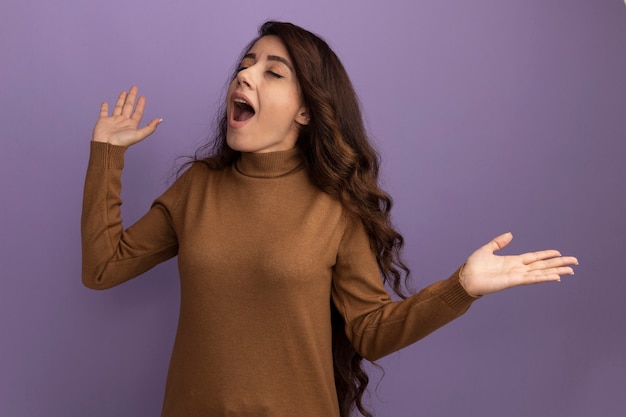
[[233, 98, 255, 122]]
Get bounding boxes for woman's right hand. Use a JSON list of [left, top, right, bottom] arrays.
[[92, 86, 162, 147]]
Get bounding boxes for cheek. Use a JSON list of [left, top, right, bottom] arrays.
[[273, 89, 303, 114]]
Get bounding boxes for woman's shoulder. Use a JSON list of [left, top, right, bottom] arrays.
[[157, 158, 229, 209]]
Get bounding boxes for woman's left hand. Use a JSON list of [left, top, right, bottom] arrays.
[[459, 232, 579, 297]]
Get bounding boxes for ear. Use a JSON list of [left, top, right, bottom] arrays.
[[295, 107, 310, 126]]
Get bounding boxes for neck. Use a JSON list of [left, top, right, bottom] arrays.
[[235, 147, 303, 178]]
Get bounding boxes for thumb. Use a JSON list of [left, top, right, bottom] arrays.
[[486, 232, 513, 254], [136, 117, 163, 140]]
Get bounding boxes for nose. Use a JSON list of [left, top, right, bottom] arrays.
[[236, 67, 254, 89]]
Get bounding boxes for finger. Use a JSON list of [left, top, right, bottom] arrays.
[[550, 256, 578, 267], [528, 255, 578, 271], [135, 118, 162, 140], [146, 117, 162, 130], [485, 232, 513, 253], [131, 95, 147, 123], [520, 249, 562, 265], [122, 86, 139, 118], [529, 266, 575, 282], [551, 266, 575, 276], [99, 102, 109, 119], [112, 91, 127, 116]]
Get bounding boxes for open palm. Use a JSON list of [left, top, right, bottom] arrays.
[[460, 232, 578, 297], [92, 86, 161, 147]]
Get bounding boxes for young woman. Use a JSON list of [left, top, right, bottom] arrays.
[[82, 21, 578, 417]]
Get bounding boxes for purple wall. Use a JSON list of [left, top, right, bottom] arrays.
[[1, 0, 625, 416]]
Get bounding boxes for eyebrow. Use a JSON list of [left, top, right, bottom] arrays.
[[242, 53, 294, 73]]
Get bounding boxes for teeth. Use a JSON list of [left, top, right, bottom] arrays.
[[234, 98, 249, 105]]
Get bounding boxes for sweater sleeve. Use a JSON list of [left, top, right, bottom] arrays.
[[331, 215, 477, 361], [81, 141, 188, 290]]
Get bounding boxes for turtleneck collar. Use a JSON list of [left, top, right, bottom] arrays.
[[234, 147, 304, 178]]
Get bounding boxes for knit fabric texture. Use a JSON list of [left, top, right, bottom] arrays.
[[81, 141, 477, 416]]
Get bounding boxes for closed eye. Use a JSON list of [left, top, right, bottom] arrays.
[[267, 71, 283, 79]]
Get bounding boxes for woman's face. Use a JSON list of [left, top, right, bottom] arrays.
[[226, 35, 309, 154]]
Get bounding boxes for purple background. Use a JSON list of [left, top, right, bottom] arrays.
[[1, 0, 625, 416]]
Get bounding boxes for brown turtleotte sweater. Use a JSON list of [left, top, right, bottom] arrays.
[[82, 141, 477, 417]]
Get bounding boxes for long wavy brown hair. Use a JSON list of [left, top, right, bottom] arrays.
[[192, 21, 411, 417]]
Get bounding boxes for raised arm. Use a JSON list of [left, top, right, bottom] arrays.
[[81, 87, 181, 290]]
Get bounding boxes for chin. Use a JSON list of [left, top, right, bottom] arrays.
[[225, 133, 247, 152], [226, 138, 264, 153]]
